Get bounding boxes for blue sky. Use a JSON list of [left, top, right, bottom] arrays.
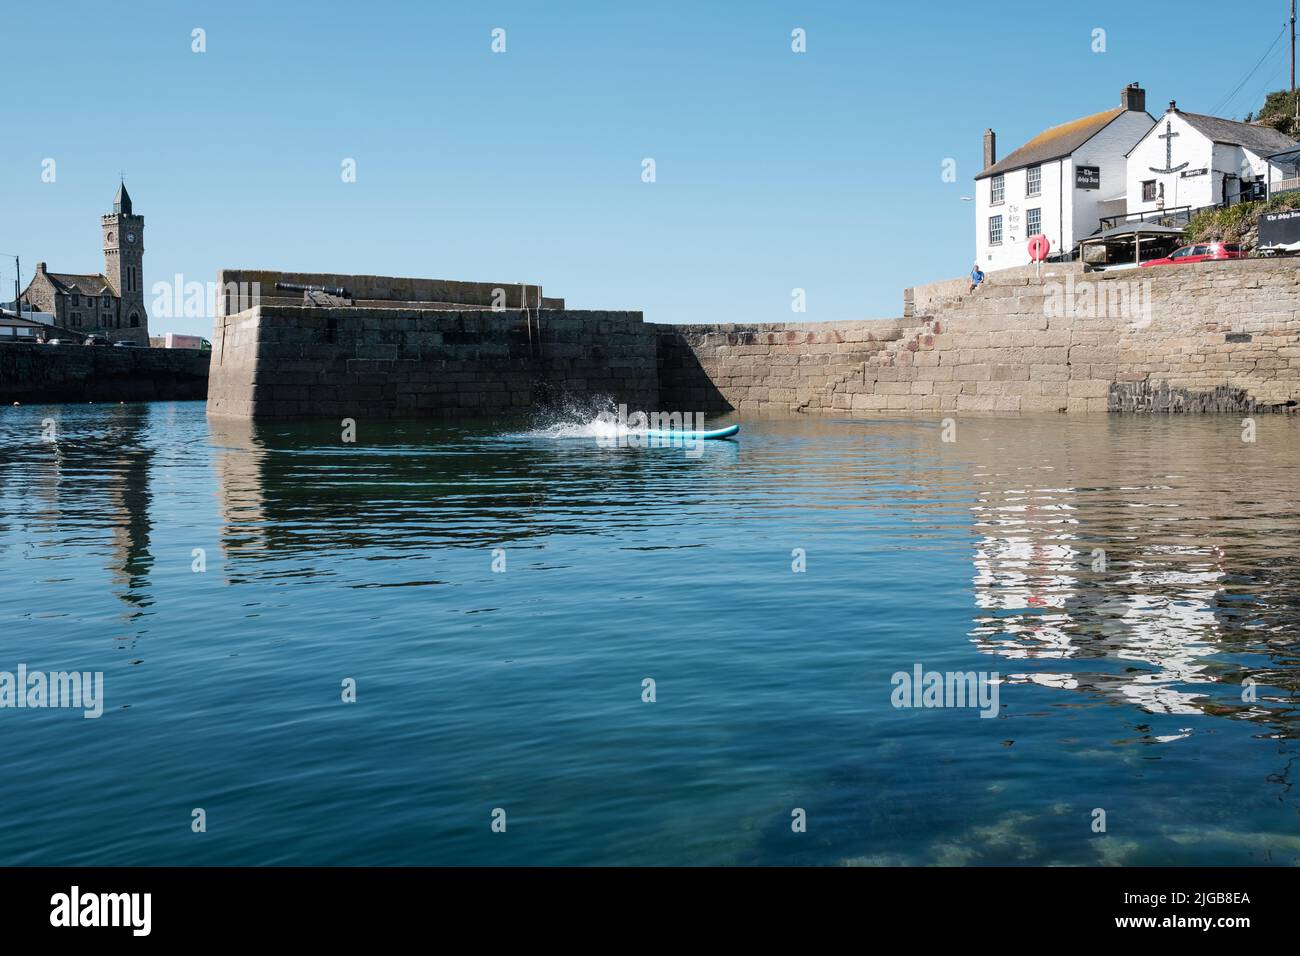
[[2, 0, 1295, 335]]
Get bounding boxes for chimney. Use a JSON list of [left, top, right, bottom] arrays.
[[1121, 83, 1146, 113], [1168, 100, 1178, 113], [983, 129, 997, 169], [35, 262, 46, 274]]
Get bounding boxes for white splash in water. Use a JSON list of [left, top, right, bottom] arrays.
[[518, 395, 635, 439]]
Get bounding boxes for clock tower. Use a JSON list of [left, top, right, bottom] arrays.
[[102, 182, 148, 343]]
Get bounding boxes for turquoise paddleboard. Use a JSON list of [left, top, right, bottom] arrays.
[[642, 424, 740, 440]]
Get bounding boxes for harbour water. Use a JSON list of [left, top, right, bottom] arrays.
[[1, 401, 1298, 865]]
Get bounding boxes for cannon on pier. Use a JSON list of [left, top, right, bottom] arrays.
[[274, 282, 353, 307]]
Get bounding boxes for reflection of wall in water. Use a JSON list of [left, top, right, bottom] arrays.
[[208, 418, 756, 573]]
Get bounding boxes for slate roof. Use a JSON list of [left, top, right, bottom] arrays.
[[46, 273, 115, 297], [0, 312, 48, 328], [977, 107, 1143, 180], [1173, 111, 1297, 155]]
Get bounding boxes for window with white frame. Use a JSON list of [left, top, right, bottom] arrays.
[[1026, 165, 1041, 197], [989, 215, 1003, 246], [1027, 207, 1041, 237], [990, 174, 1005, 204]]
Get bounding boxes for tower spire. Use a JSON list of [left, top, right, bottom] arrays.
[[113, 181, 132, 216]]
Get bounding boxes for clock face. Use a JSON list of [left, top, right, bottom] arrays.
[[126, 233, 136, 244]]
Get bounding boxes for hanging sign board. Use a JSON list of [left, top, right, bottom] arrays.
[[1075, 166, 1101, 189]]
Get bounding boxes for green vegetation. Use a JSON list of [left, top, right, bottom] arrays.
[[1185, 194, 1300, 246], [1245, 89, 1300, 138]]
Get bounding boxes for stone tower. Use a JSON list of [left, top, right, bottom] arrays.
[[102, 182, 148, 343]]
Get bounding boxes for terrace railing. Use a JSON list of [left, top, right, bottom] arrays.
[[1098, 205, 1198, 232]]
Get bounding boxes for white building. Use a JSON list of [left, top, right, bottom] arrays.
[[975, 84, 1154, 271], [1125, 101, 1297, 220]]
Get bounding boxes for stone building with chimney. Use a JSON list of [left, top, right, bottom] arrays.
[[21, 183, 149, 345], [974, 84, 1154, 272]]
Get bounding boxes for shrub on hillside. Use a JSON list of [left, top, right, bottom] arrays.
[[1185, 194, 1300, 248]]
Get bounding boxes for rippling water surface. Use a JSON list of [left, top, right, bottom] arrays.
[[1, 401, 1298, 865]]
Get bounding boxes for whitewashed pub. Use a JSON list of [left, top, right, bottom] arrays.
[[974, 84, 1299, 270]]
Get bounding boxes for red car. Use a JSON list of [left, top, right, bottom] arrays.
[[1141, 242, 1248, 267]]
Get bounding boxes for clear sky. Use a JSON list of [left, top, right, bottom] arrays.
[[2, 0, 1296, 336]]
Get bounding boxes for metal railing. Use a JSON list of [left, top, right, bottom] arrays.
[[1098, 205, 1198, 232]]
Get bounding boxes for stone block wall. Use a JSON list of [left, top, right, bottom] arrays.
[[216, 270, 564, 316], [657, 320, 910, 415], [658, 258, 1300, 416], [0, 343, 210, 404], [207, 305, 657, 419], [906, 262, 1085, 317]]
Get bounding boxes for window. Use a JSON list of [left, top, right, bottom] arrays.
[[102, 295, 110, 307], [70, 294, 79, 306], [989, 215, 1003, 246], [1142, 180, 1157, 203], [129, 313, 140, 328], [991, 174, 1005, 204], [1026, 165, 1041, 197], [1027, 208, 1042, 237]]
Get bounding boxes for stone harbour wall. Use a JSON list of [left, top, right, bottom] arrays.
[[207, 305, 657, 419], [656, 319, 911, 415], [203, 259, 1300, 420], [0, 342, 210, 404], [658, 258, 1300, 415], [216, 269, 565, 316]]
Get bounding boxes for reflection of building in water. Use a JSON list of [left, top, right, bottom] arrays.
[[11, 407, 156, 609], [964, 418, 1300, 730], [106, 438, 154, 606]]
